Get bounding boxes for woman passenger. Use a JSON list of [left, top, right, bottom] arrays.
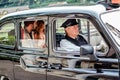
[[34, 20, 46, 48]]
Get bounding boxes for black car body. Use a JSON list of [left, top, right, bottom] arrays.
[[0, 2, 120, 80]]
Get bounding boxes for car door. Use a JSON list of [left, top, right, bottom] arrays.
[[13, 16, 48, 80], [47, 13, 119, 80], [0, 21, 16, 80], [47, 14, 82, 80]]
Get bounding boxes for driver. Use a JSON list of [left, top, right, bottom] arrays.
[[60, 19, 88, 52]]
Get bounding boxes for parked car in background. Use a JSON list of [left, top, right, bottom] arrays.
[[0, 0, 120, 80]]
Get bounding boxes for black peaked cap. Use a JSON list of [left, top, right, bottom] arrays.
[[61, 19, 78, 28]]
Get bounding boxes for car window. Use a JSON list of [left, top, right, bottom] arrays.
[[80, 19, 109, 56], [0, 22, 15, 46], [54, 17, 109, 56], [19, 18, 47, 51]]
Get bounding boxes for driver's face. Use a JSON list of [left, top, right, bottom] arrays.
[[65, 24, 79, 38]]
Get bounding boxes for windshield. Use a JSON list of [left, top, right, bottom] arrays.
[[101, 10, 120, 46]]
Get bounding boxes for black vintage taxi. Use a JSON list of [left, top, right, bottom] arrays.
[[0, 1, 120, 80]]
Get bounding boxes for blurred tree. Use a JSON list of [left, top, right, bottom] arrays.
[[29, 0, 34, 5], [0, 0, 9, 3], [0, 0, 100, 8], [66, 0, 81, 3]]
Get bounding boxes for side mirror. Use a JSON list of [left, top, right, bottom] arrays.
[[80, 44, 98, 61]]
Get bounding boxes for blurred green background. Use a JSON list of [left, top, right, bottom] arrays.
[[0, 0, 101, 9]]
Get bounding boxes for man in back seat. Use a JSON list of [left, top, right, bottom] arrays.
[[21, 20, 35, 39]]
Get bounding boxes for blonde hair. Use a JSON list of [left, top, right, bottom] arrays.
[[35, 20, 44, 33], [34, 20, 45, 39]]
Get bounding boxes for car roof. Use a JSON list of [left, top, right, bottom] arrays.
[[0, 4, 106, 20]]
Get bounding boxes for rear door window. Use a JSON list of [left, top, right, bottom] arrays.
[[0, 22, 15, 46]]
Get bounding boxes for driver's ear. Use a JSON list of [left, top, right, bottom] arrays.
[[65, 27, 68, 31]]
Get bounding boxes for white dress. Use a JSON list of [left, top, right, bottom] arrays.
[[37, 39, 45, 48], [34, 34, 45, 48]]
